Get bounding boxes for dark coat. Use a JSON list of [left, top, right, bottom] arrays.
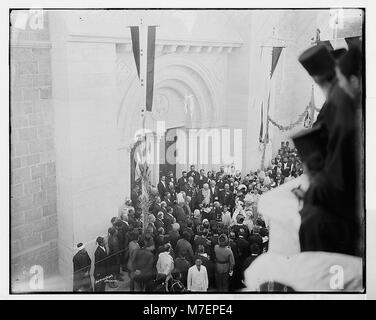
[[155, 218, 164, 231], [158, 181, 167, 198], [108, 235, 121, 276], [187, 170, 200, 184], [94, 246, 108, 280], [177, 177, 188, 190], [219, 190, 234, 209], [173, 204, 186, 223], [133, 248, 155, 281], [168, 230, 180, 250], [197, 175, 208, 189], [73, 250, 92, 292], [301, 84, 361, 256], [209, 186, 220, 203]]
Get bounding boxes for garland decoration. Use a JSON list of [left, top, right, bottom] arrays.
[[267, 103, 312, 132]]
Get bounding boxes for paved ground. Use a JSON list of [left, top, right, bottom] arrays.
[[105, 270, 131, 292]]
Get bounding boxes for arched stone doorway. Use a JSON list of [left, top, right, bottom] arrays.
[[117, 51, 219, 200]]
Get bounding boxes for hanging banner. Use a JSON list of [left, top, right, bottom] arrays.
[[259, 103, 264, 143], [146, 26, 156, 112], [130, 25, 157, 112], [265, 93, 271, 143], [270, 47, 284, 78], [130, 26, 140, 79]]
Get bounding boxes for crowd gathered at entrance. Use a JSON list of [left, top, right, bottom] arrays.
[[73, 142, 304, 292]]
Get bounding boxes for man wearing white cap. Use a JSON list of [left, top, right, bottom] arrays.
[[73, 242, 92, 292]]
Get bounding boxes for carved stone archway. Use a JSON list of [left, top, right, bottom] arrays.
[[116, 51, 221, 198]]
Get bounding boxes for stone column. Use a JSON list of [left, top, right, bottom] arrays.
[[49, 12, 119, 286]]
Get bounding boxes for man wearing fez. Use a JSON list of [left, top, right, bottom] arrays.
[[297, 44, 361, 256], [72, 242, 92, 292], [94, 236, 108, 292]]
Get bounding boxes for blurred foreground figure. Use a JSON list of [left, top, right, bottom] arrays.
[[242, 43, 363, 293], [72, 243, 92, 292], [336, 45, 364, 255], [296, 44, 362, 256]]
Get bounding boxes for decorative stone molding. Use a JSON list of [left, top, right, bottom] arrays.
[[10, 40, 52, 48], [68, 34, 242, 54]]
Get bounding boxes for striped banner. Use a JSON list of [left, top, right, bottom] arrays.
[[130, 26, 140, 79], [130, 25, 157, 112], [146, 26, 156, 112]]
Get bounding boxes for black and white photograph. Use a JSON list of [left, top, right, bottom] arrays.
[[3, 1, 375, 300]]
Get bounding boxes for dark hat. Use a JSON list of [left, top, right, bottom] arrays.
[[114, 220, 123, 228], [338, 46, 362, 78], [299, 45, 335, 77], [291, 126, 326, 165], [96, 236, 104, 245], [108, 227, 116, 235]]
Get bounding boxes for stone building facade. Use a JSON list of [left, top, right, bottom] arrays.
[[10, 9, 363, 291], [10, 11, 58, 284]]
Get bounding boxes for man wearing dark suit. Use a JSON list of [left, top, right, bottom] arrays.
[[215, 166, 226, 180], [155, 212, 165, 231], [167, 171, 177, 188], [187, 165, 200, 185], [182, 177, 198, 210], [173, 203, 186, 224], [164, 192, 174, 207], [163, 207, 175, 233], [131, 186, 140, 210], [157, 176, 168, 199], [151, 196, 163, 217], [220, 183, 234, 210], [73, 243, 92, 292], [198, 169, 208, 189], [167, 182, 177, 203], [177, 171, 188, 192], [216, 174, 226, 192], [209, 180, 219, 203], [94, 236, 108, 292], [115, 218, 130, 271]]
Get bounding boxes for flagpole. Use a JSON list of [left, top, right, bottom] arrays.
[[139, 17, 148, 234]]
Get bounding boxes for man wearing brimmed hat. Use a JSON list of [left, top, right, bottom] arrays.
[[73, 242, 92, 292], [213, 234, 235, 292]]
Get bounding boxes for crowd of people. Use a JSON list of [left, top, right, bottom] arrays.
[[72, 42, 363, 293], [73, 142, 305, 292]]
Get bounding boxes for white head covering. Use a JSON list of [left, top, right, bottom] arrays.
[[177, 192, 185, 204]]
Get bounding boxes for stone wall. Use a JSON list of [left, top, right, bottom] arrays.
[[10, 10, 58, 282]]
